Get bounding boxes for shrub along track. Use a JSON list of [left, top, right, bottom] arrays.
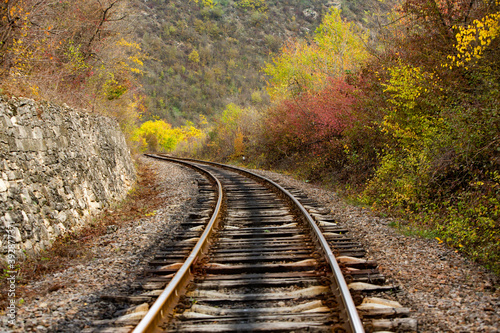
[[91, 155, 416, 333]]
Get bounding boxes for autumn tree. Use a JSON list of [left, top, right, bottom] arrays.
[[359, 0, 500, 271], [263, 8, 368, 101], [260, 77, 370, 180], [200, 103, 261, 160], [131, 119, 203, 152], [0, 0, 144, 115]]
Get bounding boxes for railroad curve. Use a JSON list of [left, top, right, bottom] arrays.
[[94, 155, 417, 333], [135, 154, 363, 333]]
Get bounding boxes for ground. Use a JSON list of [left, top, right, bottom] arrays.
[[1, 157, 499, 332]]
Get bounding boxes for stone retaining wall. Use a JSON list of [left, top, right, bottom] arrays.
[[0, 96, 136, 258]]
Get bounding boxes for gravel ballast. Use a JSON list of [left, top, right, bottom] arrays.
[[252, 168, 500, 333], [2, 157, 499, 332]]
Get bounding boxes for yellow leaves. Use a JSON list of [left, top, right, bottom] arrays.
[[201, 0, 218, 9], [64, 42, 88, 74], [470, 180, 485, 187], [446, 11, 500, 68], [237, 0, 268, 13], [129, 55, 143, 67], [132, 119, 203, 152], [30, 85, 40, 96], [189, 0, 222, 10], [181, 122, 204, 140], [129, 67, 143, 74], [116, 38, 141, 50], [188, 49, 200, 63], [114, 38, 146, 76], [102, 72, 126, 100], [382, 63, 430, 110], [233, 129, 245, 157], [263, 8, 368, 101], [199, 114, 208, 126]]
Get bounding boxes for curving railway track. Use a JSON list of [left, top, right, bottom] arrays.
[[94, 155, 416, 333]]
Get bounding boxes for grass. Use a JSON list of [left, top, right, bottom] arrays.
[[0, 159, 164, 310], [388, 220, 440, 239]]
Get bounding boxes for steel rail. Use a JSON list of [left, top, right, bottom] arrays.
[[159, 155, 365, 333], [133, 154, 224, 333]]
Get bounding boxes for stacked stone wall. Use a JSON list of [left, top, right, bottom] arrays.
[[0, 96, 136, 257]]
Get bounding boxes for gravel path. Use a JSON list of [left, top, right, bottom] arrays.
[[2, 158, 499, 332]]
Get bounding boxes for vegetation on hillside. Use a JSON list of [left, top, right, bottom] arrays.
[[0, 0, 205, 151], [132, 119, 204, 152], [197, 1, 500, 273], [359, 0, 500, 273], [129, 0, 334, 125], [0, 0, 147, 134]]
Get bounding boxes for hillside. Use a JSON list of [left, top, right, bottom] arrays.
[[130, 0, 394, 125], [0, 0, 394, 127]]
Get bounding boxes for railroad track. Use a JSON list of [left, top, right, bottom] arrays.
[[92, 155, 417, 333]]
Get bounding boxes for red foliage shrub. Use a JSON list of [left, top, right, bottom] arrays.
[[262, 77, 369, 180], [265, 78, 356, 149]]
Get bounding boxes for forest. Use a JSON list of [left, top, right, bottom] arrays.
[[1, 0, 499, 273]]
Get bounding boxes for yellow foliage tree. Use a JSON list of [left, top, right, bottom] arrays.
[[132, 119, 203, 152], [188, 0, 219, 9], [237, 0, 267, 13], [233, 129, 245, 157], [448, 8, 500, 68], [188, 49, 200, 64], [263, 8, 368, 101]]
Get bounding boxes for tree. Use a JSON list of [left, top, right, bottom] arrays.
[[188, 49, 200, 64], [360, 0, 500, 271], [263, 8, 368, 101], [0, 0, 134, 107], [260, 77, 364, 178], [132, 119, 204, 152]]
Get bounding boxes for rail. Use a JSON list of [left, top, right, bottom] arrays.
[[135, 154, 364, 333], [133, 155, 224, 333], [163, 156, 365, 333]]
